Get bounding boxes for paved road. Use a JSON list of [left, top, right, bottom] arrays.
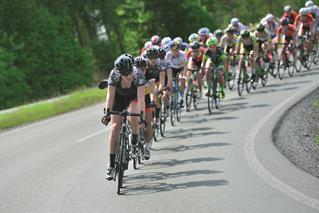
[[1, 69, 319, 213]]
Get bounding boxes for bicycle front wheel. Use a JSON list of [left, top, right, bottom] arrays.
[[185, 82, 192, 112], [207, 81, 214, 114], [237, 67, 244, 96], [160, 102, 167, 137]]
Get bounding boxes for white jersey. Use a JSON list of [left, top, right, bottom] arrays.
[[228, 22, 246, 35], [165, 50, 187, 69]]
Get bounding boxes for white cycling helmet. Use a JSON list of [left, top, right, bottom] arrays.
[[188, 33, 199, 43], [305, 1, 314, 8], [299, 7, 308, 16], [198, 27, 210, 36], [144, 41, 152, 49], [265, 14, 274, 22], [284, 5, 292, 12], [173, 37, 183, 44], [231, 17, 239, 25], [161, 36, 172, 47]]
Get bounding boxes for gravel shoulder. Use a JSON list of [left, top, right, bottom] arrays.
[[273, 87, 319, 178]]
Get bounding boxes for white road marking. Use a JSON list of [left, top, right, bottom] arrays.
[[75, 127, 110, 143], [244, 82, 319, 211]]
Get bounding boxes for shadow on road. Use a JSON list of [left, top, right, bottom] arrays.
[[139, 157, 224, 170], [122, 169, 228, 195], [152, 142, 231, 155], [163, 127, 229, 140]]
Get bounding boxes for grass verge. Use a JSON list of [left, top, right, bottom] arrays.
[[0, 88, 106, 130]]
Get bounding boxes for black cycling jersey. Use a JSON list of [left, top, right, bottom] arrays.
[[108, 67, 145, 96], [204, 47, 225, 66]]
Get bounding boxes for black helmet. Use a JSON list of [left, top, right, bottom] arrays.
[[225, 27, 235, 34], [158, 47, 166, 59], [214, 29, 224, 38], [144, 47, 158, 59], [114, 54, 134, 75], [190, 41, 200, 50], [134, 56, 147, 69], [281, 18, 289, 26], [240, 29, 250, 38], [256, 23, 265, 32]]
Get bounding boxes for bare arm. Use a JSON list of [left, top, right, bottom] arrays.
[[105, 85, 115, 111], [137, 85, 145, 120]]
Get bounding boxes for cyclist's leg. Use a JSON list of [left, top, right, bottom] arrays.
[[144, 95, 153, 145], [128, 99, 140, 144], [106, 93, 131, 180]]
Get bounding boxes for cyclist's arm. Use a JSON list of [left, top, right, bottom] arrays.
[[137, 85, 145, 120], [158, 71, 165, 91], [105, 85, 115, 112], [167, 67, 173, 89], [235, 38, 242, 54]]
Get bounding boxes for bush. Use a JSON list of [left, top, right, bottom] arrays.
[[20, 7, 94, 99], [0, 47, 30, 109]]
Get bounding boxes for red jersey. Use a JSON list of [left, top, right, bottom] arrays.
[[186, 47, 205, 62], [277, 24, 296, 37], [294, 14, 314, 28], [281, 11, 298, 25]]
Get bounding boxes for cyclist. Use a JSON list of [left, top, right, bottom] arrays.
[[235, 29, 258, 81], [185, 33, 200, 57], [165, 40, 187, 107], [281, 5, 298, 25], [214, 29, 224, 44], [134, 56, 154, 160], [275, 18, 297, 65], [294, 7, 315, 37], [151, 35, 161, 46], [104, 54, 146, 180], [186, 41, 205, 97], [201, 37, 227, 98], [228, 18, 246, 36], [161, 36, 173, 52], [260, 14, 279, 39], [143, 47, 165, 145], [198, 27, 210, 47], [254, 23, 273, 62], [220, 27, 238, 79], [158, 47, 173, 105], [174, 37, 188, 51]]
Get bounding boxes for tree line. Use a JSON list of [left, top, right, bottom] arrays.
[[0, 0, 306, 109]]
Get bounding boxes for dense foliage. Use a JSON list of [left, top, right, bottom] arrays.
[[0, 0, 308, 109]]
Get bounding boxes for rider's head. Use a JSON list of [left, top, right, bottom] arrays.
[[240, 29, 250, 39], [115, 54, 134, 77]]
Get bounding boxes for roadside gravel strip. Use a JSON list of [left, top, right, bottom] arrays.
[[273, 88, 319, 178]]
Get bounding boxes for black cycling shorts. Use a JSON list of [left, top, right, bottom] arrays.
[[172, 67, 184, 78], [112, 91, 137, 112]]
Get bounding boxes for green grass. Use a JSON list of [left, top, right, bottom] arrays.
[[0, 88, 106, 130]]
